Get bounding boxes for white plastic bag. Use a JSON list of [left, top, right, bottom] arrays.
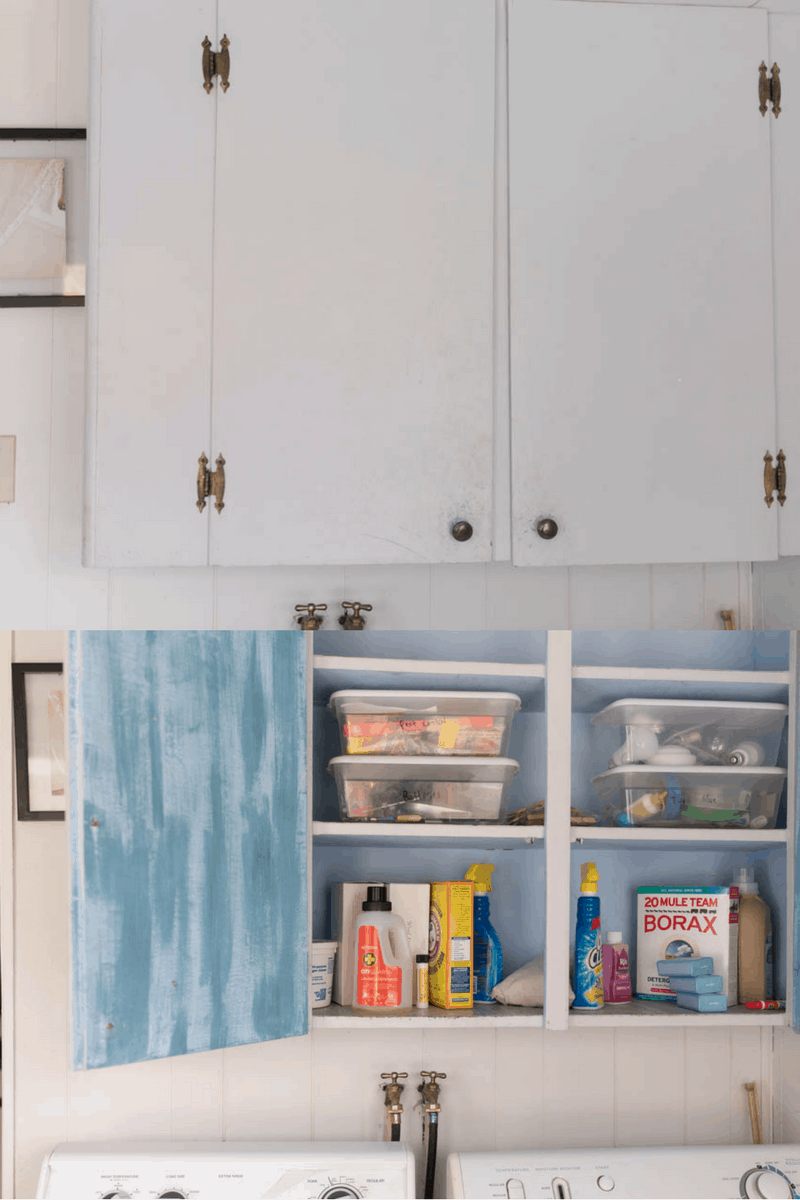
[[491, 954, 575, 1006]]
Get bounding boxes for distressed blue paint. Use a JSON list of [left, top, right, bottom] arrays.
[[70, 631, 308, 1069]]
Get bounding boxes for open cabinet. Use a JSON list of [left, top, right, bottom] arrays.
[[68, 630, 797, 1071]]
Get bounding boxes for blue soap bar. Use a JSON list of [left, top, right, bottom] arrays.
[[676, 991, 728, 1012], [669, 974, 724, 994], [657, 957, 713, 977]]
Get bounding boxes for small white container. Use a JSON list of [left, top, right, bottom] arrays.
[[592, 765, 787, 829], [310, 940, 338, 1009], [328, 756, 520, 822], [329, 690, 521, 757], [592, 699, 788, 769]]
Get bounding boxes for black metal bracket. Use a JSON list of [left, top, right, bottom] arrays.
[[0, 128, 86, 139]]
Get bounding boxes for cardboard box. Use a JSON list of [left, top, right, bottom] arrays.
[[332, 882, 430, 1006], [636, 886, 739, 1001], [429, 880, 474, 1009]]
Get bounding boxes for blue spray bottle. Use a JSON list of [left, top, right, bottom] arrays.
[[465, 863, 503, 1002], [573, 862, 604, 1008]]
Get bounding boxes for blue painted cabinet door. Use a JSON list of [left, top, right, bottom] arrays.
[[69, 631, 308, 1069]]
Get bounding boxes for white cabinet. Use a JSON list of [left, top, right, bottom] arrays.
[[509, 1, 777, 567], [85, 0, 496, 569], [85, 0, 790, 571], [770, 15, 800, 557]]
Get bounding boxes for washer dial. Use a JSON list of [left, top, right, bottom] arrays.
[[740, 1165, 798, 1199]]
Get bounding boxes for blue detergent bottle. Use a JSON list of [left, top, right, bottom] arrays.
[[465, 863, 503, 1002], [573, 862, 604, 1008]]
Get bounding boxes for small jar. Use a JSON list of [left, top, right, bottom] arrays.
[[415, 954, 429, 1009]]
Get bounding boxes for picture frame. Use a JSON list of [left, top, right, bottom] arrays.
[[12, 662, 66, 821], [0, 128, 86, 307]]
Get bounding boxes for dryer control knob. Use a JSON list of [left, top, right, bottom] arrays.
[[597, 1177, 615, 1193], [741, 1168, 795, 1198]]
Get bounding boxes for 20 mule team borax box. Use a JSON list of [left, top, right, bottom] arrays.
[[637, 886, 739, 1001]]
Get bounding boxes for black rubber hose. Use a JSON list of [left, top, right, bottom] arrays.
[[424, 1111, 438, 1200], [390, 1121, 401, 1142]]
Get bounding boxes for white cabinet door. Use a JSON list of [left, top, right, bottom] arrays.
[[771, 15, 800, 558], [209, 0, 495, 566], [85, 1, 216, 567], [509, 2, 777, 568]]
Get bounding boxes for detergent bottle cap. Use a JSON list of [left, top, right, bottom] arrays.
[[362, 885, 391, 911], [465, 864, 494, 893], [580, 862, 600, 893], [734, 866, 759, 895]]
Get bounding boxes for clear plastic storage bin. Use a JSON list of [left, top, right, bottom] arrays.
[[328, 756, 519, 822], [591, 700, 788, 769], [329, 690, 522, 757], [592, 766, 786, 829]]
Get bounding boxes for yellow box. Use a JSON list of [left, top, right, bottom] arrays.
[[429, 881, 473, 1009]]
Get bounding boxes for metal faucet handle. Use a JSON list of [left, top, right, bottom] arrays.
[[294, 603, 327, 630], [381, 1072, 409, 1084], [339, 601, 373, 630], [420, 1071, 447, 1083]]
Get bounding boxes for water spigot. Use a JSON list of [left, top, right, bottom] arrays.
[[418, 1070, 447, 1113]]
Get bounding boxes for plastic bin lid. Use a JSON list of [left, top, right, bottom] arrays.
[[328, 690, 522, 715], [591, 698, 788, 729], [592, 764, 787, 788], [328, 755, 520, 781]]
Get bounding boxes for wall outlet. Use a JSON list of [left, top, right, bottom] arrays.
[[0, 436, 16, 502]]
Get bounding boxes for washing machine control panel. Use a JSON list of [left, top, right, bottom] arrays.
[[36, 1142, 415, 1199], [446, 1146, 800, 1199]]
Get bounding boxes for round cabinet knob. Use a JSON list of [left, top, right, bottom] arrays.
[[536, 518, 559, 540], [451, 520, 473, 542], [742, 1168, 795, 1198]]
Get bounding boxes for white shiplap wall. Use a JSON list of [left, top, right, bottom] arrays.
[[3, 3, 800, 1198], [3, 631, 783, 1200]]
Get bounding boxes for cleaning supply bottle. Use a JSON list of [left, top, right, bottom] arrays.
[[735, 867, 773, 1003], [465, 864, 503, 1002], [573, 862, 604, 1008], [602, 932, 632, 1005], [352, 885, 413, 1015]]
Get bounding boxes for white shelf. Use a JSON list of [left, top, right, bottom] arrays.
[[570, 827, 788, 851], [312, 821, 543, 849], [572, 667, 790, 712], [313, 655, 547, 711], [569, 999, 787, 1028], [312, 1002, 543, 1028]]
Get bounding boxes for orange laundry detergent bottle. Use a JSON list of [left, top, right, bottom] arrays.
[[352, 885, 413, 1015]]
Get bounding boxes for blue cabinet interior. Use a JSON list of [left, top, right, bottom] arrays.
[[314, 630, 795, 1020], [69, 631, 308, 1070]]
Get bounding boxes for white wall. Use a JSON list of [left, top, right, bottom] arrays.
[[1, 0, 798, 633], [1, 630, 781, 1199]]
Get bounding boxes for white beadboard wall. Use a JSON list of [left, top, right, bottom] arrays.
[[0, 631, 787, 1200], [0, 0, 798, 633]]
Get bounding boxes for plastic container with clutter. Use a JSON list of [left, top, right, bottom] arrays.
[[328, 756, 519, 822], [592, 766, 786, 828], [329, 690, 521, 757], [310, 941, 338, 1009], [592, 699, 788, 770]]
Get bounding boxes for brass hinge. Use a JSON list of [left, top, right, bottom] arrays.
[[202, 35, 231, 94], [759, 62, 781, 118], [764, 449, 787, 508], [197, 453, 226, 513]]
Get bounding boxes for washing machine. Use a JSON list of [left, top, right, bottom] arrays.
[[36, 1140, 416, 1199], [445, 1144, 800, 1198]]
